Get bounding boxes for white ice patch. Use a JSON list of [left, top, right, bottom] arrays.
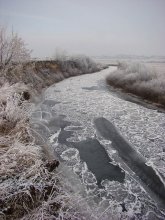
[[49, 128, 61, 143], [100, 139, 112, 146], [61, 148, 80, 162], [82, 171, 97, 186]]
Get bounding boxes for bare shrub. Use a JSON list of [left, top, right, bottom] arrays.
[[53, 50, 101, 75], [106, 62, 165, 107], [0, 26, 31, 75], [70, 55, 99, 73]]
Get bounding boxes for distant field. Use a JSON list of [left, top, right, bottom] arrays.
[[144, 62, 165, 75], [95, 57, 165, 74], [94, 58, 118, 65]]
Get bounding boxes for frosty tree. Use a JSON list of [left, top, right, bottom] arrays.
[[0, 26, 31, 71]]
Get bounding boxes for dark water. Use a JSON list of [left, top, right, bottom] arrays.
[[82, 82, 106, 92], [82, 86, 100, 91], [55, 117, 125, 187], [71, 138, 125, 187], [94, 117, 165, 204]]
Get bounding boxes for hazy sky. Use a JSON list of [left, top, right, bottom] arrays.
[[0, 0, 165, 58]]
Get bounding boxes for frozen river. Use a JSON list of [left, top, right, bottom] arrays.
[[31, 67, 165, 219]]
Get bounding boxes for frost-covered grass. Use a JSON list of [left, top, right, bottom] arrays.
[[55, 54, 101, 74], [106, 62, 165, 107]]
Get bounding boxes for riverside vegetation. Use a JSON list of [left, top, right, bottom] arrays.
[[0, 26, 103, 219], [106, 62, 165, 108]]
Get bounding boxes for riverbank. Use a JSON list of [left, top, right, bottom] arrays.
[[0, 57, 103, 219], [106, 62, 165, 109], [2, 57, 104, 92]]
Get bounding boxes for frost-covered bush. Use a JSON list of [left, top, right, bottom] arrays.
[[53, 51, 100, 75], [106, 62, 165, 107], [0, 26, 31, 75], [70, 55, 99, 73]]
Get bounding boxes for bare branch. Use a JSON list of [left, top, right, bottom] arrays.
[[0, 26, 31, 73]]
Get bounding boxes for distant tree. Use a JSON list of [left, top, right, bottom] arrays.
[[0, 26, 31, 72]]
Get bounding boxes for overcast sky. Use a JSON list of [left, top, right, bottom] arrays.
[[0, 0, 165, 58]]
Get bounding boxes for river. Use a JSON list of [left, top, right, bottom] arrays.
[[31, 66, 165, 219]]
